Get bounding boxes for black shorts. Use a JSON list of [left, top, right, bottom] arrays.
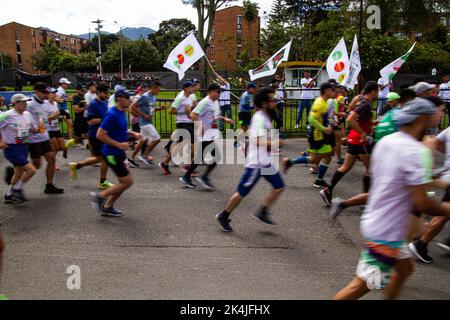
[[238, 112, 252, 127], [104, 153, 130, 178], [88, 137, 103, 157], [49, 130, 63, 139], [59, 109, 71, 120], [193, 140, 220, 164], [132, 123, 141, 133], [347, 143, 373, 156], [325, 132, 336, 147], [29, 140, 53, 159], [175, 122, 195, 144], [74, 119, 89, 137]]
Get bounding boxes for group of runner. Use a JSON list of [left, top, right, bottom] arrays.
[[0, 73, 449, 300]]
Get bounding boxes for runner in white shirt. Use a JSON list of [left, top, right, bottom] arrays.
[[179, 83, 233, 189], [296, 71, 316, 128], [377, 78, 392, 115], [334, 98, 450, 300], [84, 82, 98, 106], [439, 75, 450, 116], [216, 87, 285, 232]]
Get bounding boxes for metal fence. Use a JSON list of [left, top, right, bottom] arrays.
[[57, 88, 450, 137]]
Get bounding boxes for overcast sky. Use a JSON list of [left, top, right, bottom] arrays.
[[0, 0, 273, 35]]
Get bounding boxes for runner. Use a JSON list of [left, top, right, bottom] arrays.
[[127, 81, 166, 167], [238, 83, 256, 134], [46, 88, 67, 161], [282, 82, 337, 188], [0, 94, 37, 203], [56, 78, 74, 142], [216, 87, 285, 232], [179, 83, 233, 189], [72, 85, 89, 147], [84, 81, 98, 105], [69, 82, 113, 189], [439, 75, 450, 117], [215, 73, 234, 131], [296, 71, 316, 128], [27, 83, 64, 194], [90, 88, 141, 217], [333, 98, 450, 300], [377, 78, 392, 115], [320, 81, 379, 206], [159, 81, 196, 175]]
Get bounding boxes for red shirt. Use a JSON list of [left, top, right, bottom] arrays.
[[347, 97, 373, 146]]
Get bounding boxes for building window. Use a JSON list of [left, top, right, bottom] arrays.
[[32, 42, 36, 49], [237, 15, 243, 30], [16, 43, 21, 53], [237, 30, 242, 44], [209, 46, 215, 55], [15, 31, 20, 41], [32, 30, 36, 37], [17, 54, 22, 64], [211, 30, 215, 40], [237, 45, 242, 59]]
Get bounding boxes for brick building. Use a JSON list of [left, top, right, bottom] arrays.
[[0, 21, 86, 73], [207, 5, 260, 73]]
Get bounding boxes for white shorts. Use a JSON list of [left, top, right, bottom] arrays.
[[141, 124, 161, 142]]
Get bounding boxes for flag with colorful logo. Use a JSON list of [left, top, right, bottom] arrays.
[[164, 33, 205, 81], [326, 38, 350, 85], [249, 40, 292, 81], [344, 35, 361, 90], [379, 42, 416, 85]]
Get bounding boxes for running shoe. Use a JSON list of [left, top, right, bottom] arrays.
[[282, 158, 293, 174], [4, 193, 24, 204], [137, 156, 153, 165], [314, 179, 329, 189], [319, 188, 332, 207], [179, 176, 196, 188], [253, 210, 276, 226], [159, 162, 172, 175], [98, 180, 115, 190], [409, 241, 433, 264], [330, 197, 345, 220], [216, 213, 233, 232], [44, 183, 64, 194], [126, 158, 140, 168], [62, 150, 68, 159], [65, 139, 77, 149], [437, 238, 450, 253], [310, 167, 319, 175], [4, 166, 14, 185], [195, 176, 214, 190], [101, 206, 125, 217], [13, 189, 28, 202], [69, 162, 78, 180], [180, 165, 199, 177], [89, 191, 106, 213]]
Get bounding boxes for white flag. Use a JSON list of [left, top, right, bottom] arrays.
[[249, 40, 292, 81], [379, 42, 416, 86], [326, 38, 350, 85], [344, 35, 362, 90], [164, 33, 205, 81]]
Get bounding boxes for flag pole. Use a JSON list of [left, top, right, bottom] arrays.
[[204, 55, 241, 100]]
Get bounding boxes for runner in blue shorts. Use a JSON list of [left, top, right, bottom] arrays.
[[216, 87, 285, 232], [0, 94, 38, 204]]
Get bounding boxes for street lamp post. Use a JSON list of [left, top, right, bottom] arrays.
[[114, 21, 124, 81], [91, 19, 104, 79]]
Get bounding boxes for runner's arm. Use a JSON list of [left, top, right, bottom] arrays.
[[411, 184, 450, 218], [96, 128, 128, 151]]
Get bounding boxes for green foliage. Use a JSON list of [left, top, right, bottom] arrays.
[[101, 39, 162, 73], [81, 34, 120, 53], [149, 18, 196, 58], [0, 53, 12, 69]]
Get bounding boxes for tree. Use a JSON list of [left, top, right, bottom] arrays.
[[81, 34, 120, 53], [102, 39, 162, 73], [269, 0, 288, 25], [242, 0, 260, 62], [182, 0, 237, 83], [31, 44, 61, 71], [0, 54, 12, 69], [149, 18, 196, 58], [284, 0, 342, 26]]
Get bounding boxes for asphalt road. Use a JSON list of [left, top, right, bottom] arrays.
[[0, 139, 449, 300]]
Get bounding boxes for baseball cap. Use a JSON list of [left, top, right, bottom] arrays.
[[34, 82, 50, 94], [207, 83, 221, 92], [393, 98, 436, 126], [387, 92, 401, 102], [183, 81, 194, 89], [114, 88, 131, 99], [247, 83, 257, 89], [114, 85, 126, 91], [191, 78, 200, 85], [48, 88, 57, 94], [59, 78, 72, 85], [409, 82, 435, 95], [11, 94, 31, 104]]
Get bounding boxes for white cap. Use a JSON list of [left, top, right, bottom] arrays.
[[11, 94, 31, 104], [409, 82, 435, 95], [59, 78, 72, 85]]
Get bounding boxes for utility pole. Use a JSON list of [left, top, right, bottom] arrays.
[[91, 19, 104, 79], [114, 21, 124, 81]]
